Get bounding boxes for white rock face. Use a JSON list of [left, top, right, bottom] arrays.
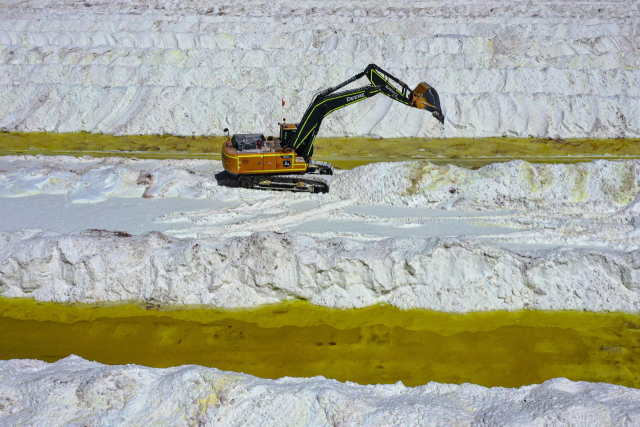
[[1, 356, 639, 426], [1, 0, 638, 138], [3, 156, 640, 311], [2, 228, 640, 311]]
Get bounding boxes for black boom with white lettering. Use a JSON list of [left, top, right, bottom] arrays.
[[287, 64, 444, 161]]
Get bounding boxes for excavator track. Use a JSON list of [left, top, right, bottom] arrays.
[[308, 160, 334, 175], [237, 174, 330, 193]]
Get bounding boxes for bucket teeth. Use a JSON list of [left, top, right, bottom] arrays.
[[433, 111, 445, 124]]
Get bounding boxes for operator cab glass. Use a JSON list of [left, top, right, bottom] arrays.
[[279, 123, 298, 149]]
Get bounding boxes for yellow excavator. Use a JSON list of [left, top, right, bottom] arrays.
[[222, 64, 444, 193]]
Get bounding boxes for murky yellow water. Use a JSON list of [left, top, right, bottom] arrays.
[[2, 298, 639, 388], [0, 132, 226, 160], [1, 132, 639, 169], [314, 136, 640, 169]]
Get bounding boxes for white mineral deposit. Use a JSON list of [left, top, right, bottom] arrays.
[[2, 157, 640, 312], [0, 0, 638, 139], [2, 0, 640, 425], [1, 356, 639, 426]]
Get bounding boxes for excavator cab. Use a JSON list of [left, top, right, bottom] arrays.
[[279, 123, 298, 148]]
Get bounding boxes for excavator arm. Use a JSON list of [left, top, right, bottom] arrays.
[[287, 64, 444, 161], [291, 83, 396, 159], [364, 64, 445, 121]]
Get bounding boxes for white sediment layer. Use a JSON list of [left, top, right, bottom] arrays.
[[3, 228, 640, 312], [3, 156, 640, 311], [2, 155, 640, 215], [1, 356, 639, 426], [1, 0, 639, 138]]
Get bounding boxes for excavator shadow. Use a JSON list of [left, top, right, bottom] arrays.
[[214, 171, 240, 188]]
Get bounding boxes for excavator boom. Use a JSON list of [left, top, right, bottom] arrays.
[[291, 83, 397, 160], [365, 64, 444, 121], [289, 64, 444, 160]]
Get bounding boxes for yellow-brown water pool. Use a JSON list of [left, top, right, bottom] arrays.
[[1, 298, 639, 389], [2, 132, 640, 169]]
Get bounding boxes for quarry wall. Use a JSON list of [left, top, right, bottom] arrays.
[[0, 0, 638, 138]]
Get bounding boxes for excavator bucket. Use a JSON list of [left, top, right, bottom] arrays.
[[411, 82, 445, 123]]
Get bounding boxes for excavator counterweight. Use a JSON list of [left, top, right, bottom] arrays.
[[221, 64, 444, 193]]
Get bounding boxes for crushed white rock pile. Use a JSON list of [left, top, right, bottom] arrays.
[[3, 155, 640, 215], [1, 356, 639, 426], [2, 229, 640, 312], [1, 0, 638, 138], [2, 157, 640, 311]]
